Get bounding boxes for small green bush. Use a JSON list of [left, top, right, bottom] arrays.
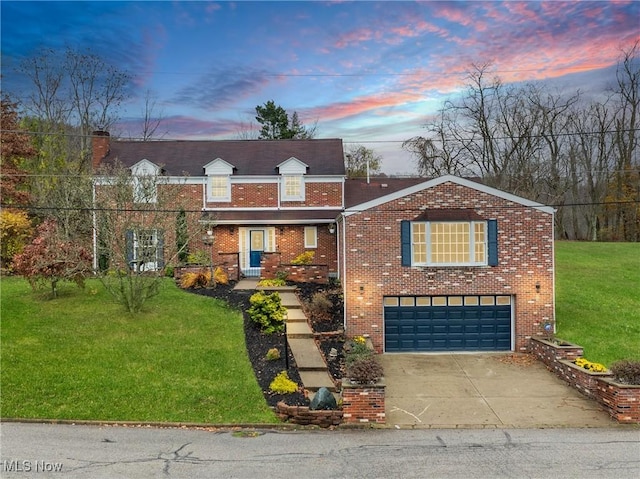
[[291, 251, 314, 265], [269, 371, 298, 394], [247, 291, 286, 334], [610, 360, 640, 385], [164, 266, 174, 278], [266, 348, 281, 361], [186, 250, 209, 265], [257, 278, 287, 287], [344, 337, 373, 366]]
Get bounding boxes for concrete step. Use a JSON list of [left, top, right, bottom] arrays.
[[284, 308, 307, 322], [278, 292, 301, 308], [299, 370, 337, 392], [286, 321, 313, 339], [288, 338, 327, 371]]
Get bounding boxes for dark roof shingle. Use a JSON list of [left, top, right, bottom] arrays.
[[102, 139, 345, 176]]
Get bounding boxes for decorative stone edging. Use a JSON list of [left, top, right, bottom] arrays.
[[530, 337, 640, 424], [275, 402, 343, 427]]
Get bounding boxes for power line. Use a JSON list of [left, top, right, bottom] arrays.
[[2, 200, 638, 216], [1, 128, 639, 144]]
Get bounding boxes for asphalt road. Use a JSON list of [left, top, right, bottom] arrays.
[[1, 422, 639, 478]]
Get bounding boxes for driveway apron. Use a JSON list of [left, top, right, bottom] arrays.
[[381, 353, 616, 428]]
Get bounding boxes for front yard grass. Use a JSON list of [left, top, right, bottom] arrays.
[[555, 241, 640, 366], [0, 277, 277, 424]]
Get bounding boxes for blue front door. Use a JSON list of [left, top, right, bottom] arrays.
[[249, 230, 264, 268]]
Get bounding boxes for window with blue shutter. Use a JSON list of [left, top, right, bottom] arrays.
[[401, 220, 412, 266], [401, 218, 496, 267], [487, 219, 498, 266]]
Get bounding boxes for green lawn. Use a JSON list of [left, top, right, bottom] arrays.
[[0, 277, 277, 423], [555, 241, 640, 366]]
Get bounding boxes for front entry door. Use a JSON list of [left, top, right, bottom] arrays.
[[249, 230, 264, 268]]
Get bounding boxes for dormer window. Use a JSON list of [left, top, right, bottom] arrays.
[[278, 157, 308, 202], [130, 159, 161, 204], [282, 175, 304, 200], [204, 158, 234, 202], [209, 175, 230, 201]]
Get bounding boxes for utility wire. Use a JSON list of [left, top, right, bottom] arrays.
[[1, 128, 639, 144], [2, 200, 638, 215]]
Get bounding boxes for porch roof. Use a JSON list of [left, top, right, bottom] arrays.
[[201, 209, 340, 225]]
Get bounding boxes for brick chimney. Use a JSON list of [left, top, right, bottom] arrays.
[[92, 131, 110, 169]]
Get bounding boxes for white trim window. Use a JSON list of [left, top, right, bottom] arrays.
[[406, 221, 490, 267], [208, 175, 230, 202], [282, 175, 304, 201], [132, 175, 157, 204], [304, 226, 318, 248]]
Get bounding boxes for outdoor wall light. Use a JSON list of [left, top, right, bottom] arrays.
[[535, 282, 541, 293], [328, 223, 336, 234], [202, 230, 214, 245]]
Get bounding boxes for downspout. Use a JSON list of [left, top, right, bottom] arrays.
[[92, 179, 98, 272], [552, 209, 557, 335], [340, 214, 348, 332]]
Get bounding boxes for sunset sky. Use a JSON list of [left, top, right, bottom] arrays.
[[1, 1, 638, 174]]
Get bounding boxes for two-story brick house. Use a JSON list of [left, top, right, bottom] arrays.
[[92, 132, 344, 279], [92, 133, 556, 354]]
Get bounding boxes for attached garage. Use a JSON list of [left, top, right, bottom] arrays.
[[384, 295, 513, 352]]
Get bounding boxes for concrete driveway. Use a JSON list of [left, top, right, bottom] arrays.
[[380, 353, 617, 428]]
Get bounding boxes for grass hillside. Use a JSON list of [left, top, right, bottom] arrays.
[[0, 278, 277, 423], [555, 241, 640, 365]]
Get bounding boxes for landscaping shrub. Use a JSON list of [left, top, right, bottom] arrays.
[[345, 357, 384, 384], [180, 270, 211, 289], [344, 336, 373, 366], [343, 335, 383, 383], [213, 266, 228, 285], [306, 291, 333, 321], [247, 291, 286, 334], [258, 278, 287, 287], [610, 360, 640, 385], [266, 348, 281, 361], [291, 251, 314, 265], [269, 371, 298, 394], [186, 250, 209, 265]]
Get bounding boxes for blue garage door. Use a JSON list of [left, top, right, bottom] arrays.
[[384, 295, 512, 352]]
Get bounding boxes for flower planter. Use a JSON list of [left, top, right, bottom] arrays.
[[531, 337, 639, 424]]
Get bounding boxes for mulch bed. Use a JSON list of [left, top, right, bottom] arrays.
[[186, 281, 347, 409]]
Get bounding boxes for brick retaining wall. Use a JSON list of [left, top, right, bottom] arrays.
[[531, 337, 640, 423], [341, 379, 386, 424]]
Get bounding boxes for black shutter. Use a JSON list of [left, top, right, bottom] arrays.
[[488, 220, 498, 266], [156, 230, 165, 269], [401, 220, 412, 267], [126, 230, 134, 269]]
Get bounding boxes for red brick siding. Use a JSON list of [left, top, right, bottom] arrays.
[[342, 182, 555, 353], [341, 382, 386, 424], [203, 181, 343, 209]]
